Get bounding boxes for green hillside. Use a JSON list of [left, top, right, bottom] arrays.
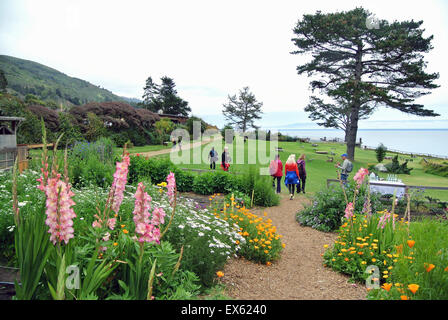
[[0, 54, 130, 107]]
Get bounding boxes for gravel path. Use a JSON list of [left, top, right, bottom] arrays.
[[135, 140, 211, 158], [220, 195, 367, 300]]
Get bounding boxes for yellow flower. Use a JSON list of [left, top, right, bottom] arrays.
[[372, 258, 377, 262], [323, 244, 329, 248], [113, 242, 118, 246], [216, 271, 224, 278]]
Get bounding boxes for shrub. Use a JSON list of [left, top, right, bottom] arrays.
[[375, 143, 387, 163], [68, 138, 116, 188], [253, 176, 280, 207], [192, 171, 233, 195], [385, 155, 413, 174], [296, 182, 384, 232]]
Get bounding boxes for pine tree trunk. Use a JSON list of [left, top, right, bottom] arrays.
[[346, 43, 363, 161], [346, 105, 360, 161]]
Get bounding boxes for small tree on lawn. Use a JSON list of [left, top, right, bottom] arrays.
[[375, 143, 387, 163]]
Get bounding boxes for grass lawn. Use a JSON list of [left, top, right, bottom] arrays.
[[153, 137, 448, 201]]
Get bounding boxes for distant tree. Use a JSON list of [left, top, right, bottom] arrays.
[[142, 76, 162, 112], [221, 123, 235, 144], [25, 94, 46, 106], [305, 96, 375, 142], [222, 87, 263, 133], [85, 112, 107, 142], [0, 69, 7, 92], [291, 7, 440, 160], [154, 118, 175, 144], [186, 116, 207, 140], [58, 112, 83, 146], [27, 104, 60, 132], [375, 143, 387, 163], [142, 76, 191, 116]]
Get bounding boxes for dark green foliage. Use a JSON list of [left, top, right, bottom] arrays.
[[142, 76, 191, 117], [0, 68, 7, 92], [253, 176, 280, 207], [68, 138, 116, 188], [192, 171, 233, 195], [375, 143, 387, 163], [296, 182, 384, 232], [385, 155, 413, 174]]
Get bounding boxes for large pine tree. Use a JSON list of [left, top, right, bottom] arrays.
[[291, 7, 439, 160]]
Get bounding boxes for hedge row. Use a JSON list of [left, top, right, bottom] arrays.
[[128, 156, 279, 207]]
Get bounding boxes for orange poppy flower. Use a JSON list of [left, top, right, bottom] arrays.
[[381, 283, 392, 292], [424, 263, 435, 272], [400, 295, 409, 300], [408, 284, 419, 294], [216, 271, 224, 278], [407, 240, 415, 248]]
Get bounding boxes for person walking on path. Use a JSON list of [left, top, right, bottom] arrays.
[[297, 154, 307, 194], [335, 153, 353, 182], [221, 147, 231, 171], [284, 154, 300, 200], [269, 154, 283, 194], [208, 147, 218, 170]]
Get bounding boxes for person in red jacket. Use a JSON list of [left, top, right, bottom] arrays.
[[284, 154, 300, 200], [269, 154, 283, 194]]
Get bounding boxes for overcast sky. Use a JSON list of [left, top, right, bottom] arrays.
[[1, 0, 447, 125]]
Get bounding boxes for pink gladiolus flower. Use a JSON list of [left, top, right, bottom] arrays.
[[166, 172, 176, 205], [344, 202, 354, 220], [353, 168, 369, 186], [92, 220, 102, 228], [133, 182, 160, 244], [110, 155, 130, 214], [107, 218, 116, 230], [151, 207, 166, 226], [43, 175, 77, 245]]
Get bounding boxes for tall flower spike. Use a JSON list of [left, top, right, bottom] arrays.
[[353, 168, 369, 186], [166, 172, 176, 206], [44, 175, 77, 245], [111, 155, 130, 214], [133, 182, 160, 244], [344, 202, 354, 220]]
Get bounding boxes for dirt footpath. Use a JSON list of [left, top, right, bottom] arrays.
[[220, 195, 367, 300]]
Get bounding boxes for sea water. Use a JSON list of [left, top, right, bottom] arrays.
[[276, 129, 448, 158]]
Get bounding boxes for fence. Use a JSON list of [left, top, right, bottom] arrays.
[[326, 179, 448, 193]]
